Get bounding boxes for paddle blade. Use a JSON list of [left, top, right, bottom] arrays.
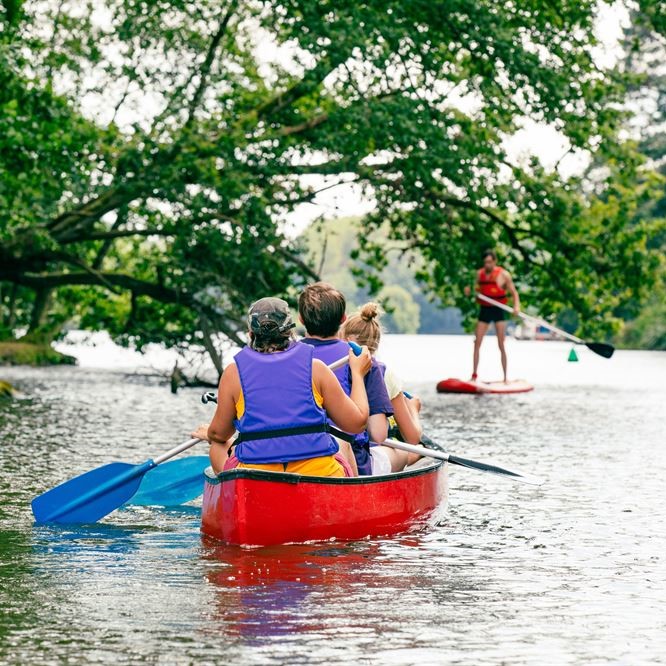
[[447, 454, 544, 486], [31, 461, 152, 525], [127, 456, 209, 506], [585, 342, 615, 359]]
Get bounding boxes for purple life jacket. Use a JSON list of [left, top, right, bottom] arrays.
[[300, 338, 352, 394], [302, 337, 375, 475], [233, 342, 339, 464]]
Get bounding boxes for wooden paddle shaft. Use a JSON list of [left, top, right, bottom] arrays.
[[477, 293, 583, 344]]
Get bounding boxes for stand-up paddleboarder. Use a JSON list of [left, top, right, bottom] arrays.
[[464, 250, 520, 383]]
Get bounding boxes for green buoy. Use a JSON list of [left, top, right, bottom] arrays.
[[568, 347, 579, 362]]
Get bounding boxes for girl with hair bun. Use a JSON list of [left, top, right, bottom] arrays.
[[341, 303, 423, 473]]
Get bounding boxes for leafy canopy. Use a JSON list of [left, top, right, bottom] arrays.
[[0, 0, 663, 350]]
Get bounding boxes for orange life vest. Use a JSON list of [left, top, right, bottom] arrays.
[[477, 266, 508, 305]]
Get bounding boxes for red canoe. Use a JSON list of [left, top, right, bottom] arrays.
[[201, 459, 448, 547], [436, 378, 534, 394]]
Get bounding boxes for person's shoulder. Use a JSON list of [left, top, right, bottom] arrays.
[[312, 357, 327, 370], [222, 361, 238, 377], [311, 357, 330, 381]]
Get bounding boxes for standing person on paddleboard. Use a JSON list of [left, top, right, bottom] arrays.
[[465, 250, 520, 383]]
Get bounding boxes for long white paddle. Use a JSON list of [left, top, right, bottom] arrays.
[[477, 293, 614, 358]]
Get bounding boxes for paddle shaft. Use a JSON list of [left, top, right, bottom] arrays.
[[154, 438, 201, 465], [381, 438, 543, 485], [477, 293, 583, 344]]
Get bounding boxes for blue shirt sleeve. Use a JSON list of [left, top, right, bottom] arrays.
[[364, 365, 394, 417]]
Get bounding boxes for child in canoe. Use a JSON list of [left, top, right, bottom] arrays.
[[299, 283, 395, 476], [341, 302, 424, 469], [192, 297, 372, 477]]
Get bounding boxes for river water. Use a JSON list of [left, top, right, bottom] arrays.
[[1, 335, 665, 665]]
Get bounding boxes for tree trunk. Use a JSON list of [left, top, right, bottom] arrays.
[[23, 288, 55, 343], [200, 316, 224, 379], [6, 283, 18, 332]]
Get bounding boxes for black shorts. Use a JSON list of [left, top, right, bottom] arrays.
[[478, 305, 506, 324]]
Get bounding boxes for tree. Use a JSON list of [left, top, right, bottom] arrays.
[[0, 0, 663, 358], [610, 2, 666, 349], [377, 285, 420, 334], [301, 216, 459, 333]]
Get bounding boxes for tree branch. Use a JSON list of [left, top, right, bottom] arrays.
[[62, 227, 171, 243], [45, 185, 140, 241], [255, 48, 352, 121], [183, 0, 239, 129], [14, 271, 186, 303]]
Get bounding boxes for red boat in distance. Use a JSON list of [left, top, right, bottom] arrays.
[[200, 458, 448, 547]]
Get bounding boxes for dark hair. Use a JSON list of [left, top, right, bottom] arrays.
[[249, 325, 294, 353], [298, 282, 346, 337], [482, 249, 497, 261]]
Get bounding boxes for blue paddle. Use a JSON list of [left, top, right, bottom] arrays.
[[33, 342, 365, 522], [31, 437, 201, 524], [126, 455, 211, 506], [125, 341, 365, 507]]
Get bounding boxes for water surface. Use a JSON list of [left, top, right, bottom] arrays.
[[1, 337, 665, 665]]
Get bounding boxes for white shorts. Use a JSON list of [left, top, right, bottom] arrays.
[[370, 447, 392, 476]]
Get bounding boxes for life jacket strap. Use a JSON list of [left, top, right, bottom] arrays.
[[236, 423, 331, 443], [236, 423, 357, 444], [328, 426, 355, 443]]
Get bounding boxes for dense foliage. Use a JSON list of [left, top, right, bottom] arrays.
[[301, 217, 462, 334], [1, 0, 665, 362], [613, 10, 666, 349]]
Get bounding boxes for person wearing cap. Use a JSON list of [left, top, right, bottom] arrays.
[[192, 297, 373, 477]]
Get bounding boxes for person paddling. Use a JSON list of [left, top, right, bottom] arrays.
[[341, 303, 423, 471], [465, 250, 520, 383], [192, 297, 372, 477], [298, 283, 394, 476]]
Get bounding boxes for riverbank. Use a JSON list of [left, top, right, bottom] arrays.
[[0, 341, 77, 366]]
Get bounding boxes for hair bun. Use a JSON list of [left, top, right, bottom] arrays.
[[360, 302, 380, 322]]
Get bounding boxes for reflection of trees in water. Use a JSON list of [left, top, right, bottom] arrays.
[[0, 529, 39, 653]]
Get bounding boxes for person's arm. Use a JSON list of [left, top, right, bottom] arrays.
[[365, 364, 393, 443], [391, 392, 422, 445], [464, 273, 480, 297], [191, 363, 239, 443], [314, 349, 371, 433], [367, 414, 388, 444], [504, 270, 520, 314]]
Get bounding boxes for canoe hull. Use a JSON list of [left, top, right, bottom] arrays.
[[201, 462, 447, 546], [436, 378, 534, 394]]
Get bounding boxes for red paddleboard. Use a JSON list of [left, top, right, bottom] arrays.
[[436, 378, 534, 394]]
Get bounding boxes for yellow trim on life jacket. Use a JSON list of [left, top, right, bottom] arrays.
[[237, 454, 344, 477]]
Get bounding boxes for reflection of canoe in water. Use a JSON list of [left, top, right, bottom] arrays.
[[201, 458, 448, 547], [436, 378, 534, 394]]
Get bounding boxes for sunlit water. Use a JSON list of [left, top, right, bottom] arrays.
[[1, 336, 665, 665]]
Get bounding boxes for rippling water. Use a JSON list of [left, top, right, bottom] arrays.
[[1, 336, 665, 665]]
